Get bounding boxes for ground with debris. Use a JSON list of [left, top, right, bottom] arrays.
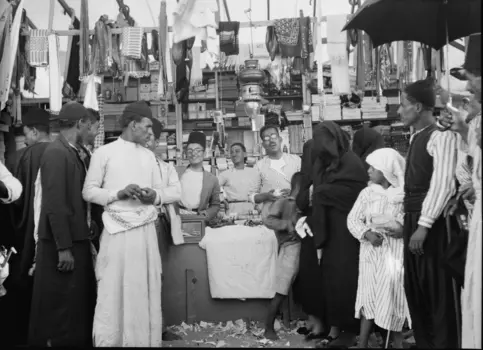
[[163, 319, 417, 348]]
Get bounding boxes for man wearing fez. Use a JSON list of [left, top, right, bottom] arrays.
[[4, 107, 51, 346], [28, 102, 96, 347], [397, 79, 459, 348], [83, 101, 164, 347], [177, 131, 220, 222]]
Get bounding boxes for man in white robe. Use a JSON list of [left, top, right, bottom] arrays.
[[82, 102, 164, 347]]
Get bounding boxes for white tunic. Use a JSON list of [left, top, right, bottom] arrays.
[[347, 185, 411, 332], [180, 168, 203, 210], [82, 138, 163, 347]]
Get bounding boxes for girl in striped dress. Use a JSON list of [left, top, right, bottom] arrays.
[[347, 148, 411, 348]]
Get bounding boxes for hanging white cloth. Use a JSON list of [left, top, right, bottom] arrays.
[[48, 33, 62, 114], [83, 74, 101, 111], [172, 0, 218, 44], [326, 15, 351, 96], [0, 0, 24, 111], [190, 47, 203, 87], [314, 2, 324, 93]]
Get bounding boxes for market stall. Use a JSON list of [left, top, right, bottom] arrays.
[[0, 0, 471, 326]]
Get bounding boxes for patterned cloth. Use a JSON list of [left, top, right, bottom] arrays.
[[273, 18, 299, 46], [26, 29, 50, 67], [94, 95, 105, 150], [121, 27, 143, 59], [274, 241, 301, 295]]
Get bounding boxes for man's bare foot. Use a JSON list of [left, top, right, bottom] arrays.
[[264, 329, 279, 340]]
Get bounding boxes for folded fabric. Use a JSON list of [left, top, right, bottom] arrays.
[[103, 206, 159, 235], [48, 34, 62, 115], [217, 21, 239, 56], [26, 29, 50, 67]]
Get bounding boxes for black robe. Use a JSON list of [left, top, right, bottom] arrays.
[[1, 143, 49, 346]]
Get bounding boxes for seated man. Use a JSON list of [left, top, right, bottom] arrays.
[[177, 132, 220, 223], [218, 143, 258, 216]]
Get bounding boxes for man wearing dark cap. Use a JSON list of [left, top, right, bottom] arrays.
[[177, 131, 220, 222], [28, 102, 96, 347], [2, 107, 52, 346], [398, 79, 459, 348], [82, 101, 164, 347]]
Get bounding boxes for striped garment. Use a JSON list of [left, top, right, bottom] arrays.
[[94, 95, 105, 150], [347, 186, 411, 332], [26, 29, 50, 67], [410, 128, 457, 228], [121, 27, 143, 59]]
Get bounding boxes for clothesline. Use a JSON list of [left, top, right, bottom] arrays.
[[19, 16, 328, 37]]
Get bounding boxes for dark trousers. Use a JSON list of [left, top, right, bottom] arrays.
[[403, 212, 459, 348]]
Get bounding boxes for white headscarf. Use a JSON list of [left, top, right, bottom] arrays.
[[366, 148, 406, 203]]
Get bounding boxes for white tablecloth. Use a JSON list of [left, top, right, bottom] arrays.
[[199, 225, 278, 299]]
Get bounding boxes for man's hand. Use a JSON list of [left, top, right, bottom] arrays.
[[254, 191, 278, 203], [444, 198, 459, 217], [117, 184, 143, 200], [458, 184, 476, 203], [139, 188, 158, 205], [409, 226, 428, 256], [386, 229, 403, 239], [57, 249, 75, 272], [365, 230, 384, 247], [279, 189, 291, 197], [0, 180, 7, 199], [438, 104, 469, 134]]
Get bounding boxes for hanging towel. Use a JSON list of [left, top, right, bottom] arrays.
[[326, 14, 350, 96], [0, 0, 12, 59], [26, 29, 49, 67], [172, 0, 218, 44], [48, 34, 62, 115], [121, 27, 143, 59], [217, 21, 239, 56], [83, 74, 101, 111], [0, 0, 24, 111], [190, 47, 202, 87]]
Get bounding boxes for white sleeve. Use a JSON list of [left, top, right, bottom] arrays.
[[0, 161, 22, 204]]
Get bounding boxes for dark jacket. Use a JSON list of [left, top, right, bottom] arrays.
[[37, 135, 90, 250]]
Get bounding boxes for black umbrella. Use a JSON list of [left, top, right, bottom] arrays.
[[342, 0, 481, 50]]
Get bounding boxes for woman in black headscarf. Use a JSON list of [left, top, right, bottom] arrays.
[[300, 122, 368, 347], [352, 126, 385, 170]]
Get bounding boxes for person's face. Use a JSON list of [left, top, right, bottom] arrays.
[[132, 117, 153, 145], [23, 126, 39, 146], [261, 127, 281, 154], [145, 129, 158, 151], [85, 120, 100, 146], [187, 143, 204, 165], [466, 95, 481, 120], [368, 165, 386, 185], [398, 93, 421, 127], [230, 145, 245, 165]]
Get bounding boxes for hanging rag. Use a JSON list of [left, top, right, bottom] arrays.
[[0, 0, 24, 111], [415, 44, 425, 81], [79, 0, 90, 77], [190, 47, 203, 87], [90, 16, 112, 75], [123, 33, 150, 79], [121, 26, 143, 60], [25, 29, 49, 67], [172, 0, 218, 44], [83, 74, 102, 111], [48, 34, 62, 115], [273, 18, 299, 57], [326, 14, 350, 96], [62, 18, 81, 98], [16, 9, 33, 93], [217, 21, 239, 56], [266, 26, 279, 61]]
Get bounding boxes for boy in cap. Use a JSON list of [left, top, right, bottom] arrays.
[[177, 131, 220, 222], [83, 101, 164, 347], [397, 79, 459, 348], [4, 107, 51, 346], [28, 102, 96, 347]]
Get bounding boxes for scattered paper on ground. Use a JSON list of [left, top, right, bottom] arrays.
[[164, 319, 416, 348]]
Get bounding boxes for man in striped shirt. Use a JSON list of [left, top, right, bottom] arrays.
[[398, 79, 459, 348]]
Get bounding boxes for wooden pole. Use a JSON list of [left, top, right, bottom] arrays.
[[48, 0, 55, 31]]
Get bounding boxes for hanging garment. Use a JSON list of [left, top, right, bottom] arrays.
[[83, 74, 101, 111], [415, 45, 425, 81], [121, 27, 143, 60], [0, 0, 23, 111], [326, 14, 351, 96], [62, 18, 81, 98], [172, 0, 218, 44], [26, 30, 49, 67], [190, 47, 202, 87], [217, 22, 239, 56], [48, 34, 62, 115], [273, 18, 299, 57]]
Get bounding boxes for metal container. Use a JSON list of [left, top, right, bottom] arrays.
[[241, 84, 262, 100], [239, 60, 265, 84]]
